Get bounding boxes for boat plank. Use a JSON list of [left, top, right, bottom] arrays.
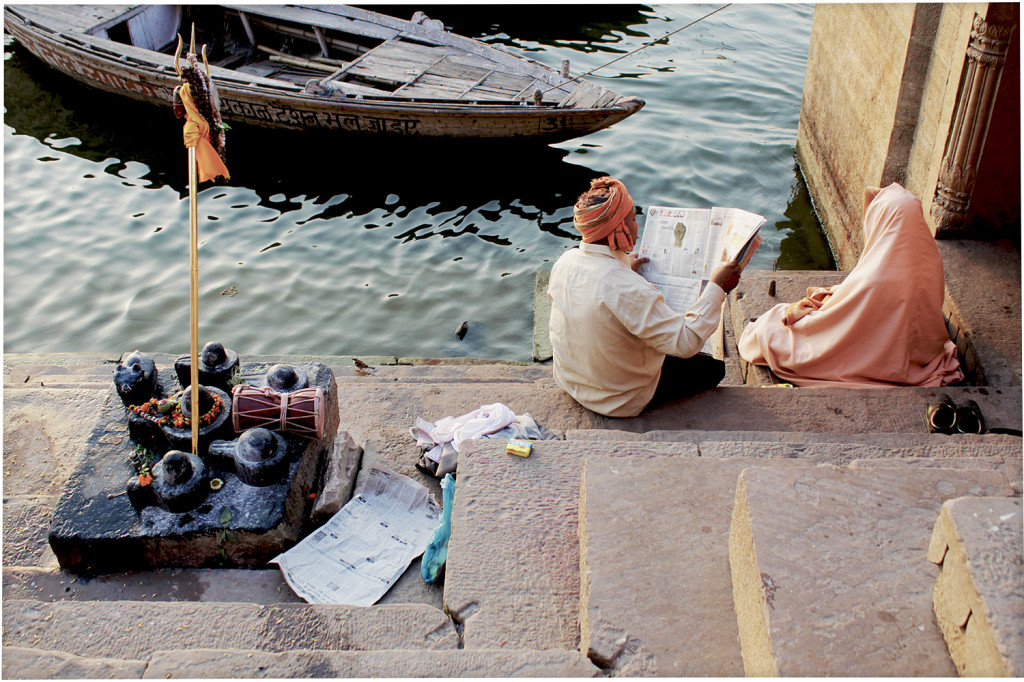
[[232, 5, 403, 43], [428, 61, 491, 81], [558, 81, 610, 109], [10, 5, 134, 34]]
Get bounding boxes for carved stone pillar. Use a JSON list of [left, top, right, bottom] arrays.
[[932, 12, 1016, 236]]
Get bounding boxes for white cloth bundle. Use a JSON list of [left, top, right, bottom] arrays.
[[411, 403, 516, 462]]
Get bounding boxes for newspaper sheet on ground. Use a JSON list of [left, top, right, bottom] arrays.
[[636, 205, 765, 355], [271, 467, 441, 606]]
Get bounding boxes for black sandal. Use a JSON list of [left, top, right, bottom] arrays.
[[926, 394, 958, 434], [955, 400, 985, 434]]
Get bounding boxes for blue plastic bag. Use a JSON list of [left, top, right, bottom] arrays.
[[421, 473, 454, 583]]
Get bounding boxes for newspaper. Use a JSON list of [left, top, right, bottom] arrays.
[[271, 467, 441, 606], [636, 205, 765, 355], [637, 205, 765, 312]]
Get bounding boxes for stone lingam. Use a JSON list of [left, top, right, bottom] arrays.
[[174, 341, 240, 393], [127, 450, 208, 513], [47, 348, 340, 575], [208, 427, 289, 487], [160, 384, 233, 455]]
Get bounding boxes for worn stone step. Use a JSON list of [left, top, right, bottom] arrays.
[[568, 427, 1022, 446], [1, 646, 601, 679], [577, 454, 1019, 676], [1, 646, 147, 680], [928, 496, 1024, 676], [579, 456, 758, 676], [445, 439, 703, 653], [728, 465, 1016, 676], [1, 563, 442, 609], [444, 436, 1017, 658], [0, 600, 459, 660], [565, 430, 1023, 493]]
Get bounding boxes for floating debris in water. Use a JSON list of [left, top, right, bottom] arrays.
[[456, 321, 469, 340]]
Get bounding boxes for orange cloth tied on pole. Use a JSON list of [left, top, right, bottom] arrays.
[[179, 82, 229, 183], [573, 176, 636, 252]]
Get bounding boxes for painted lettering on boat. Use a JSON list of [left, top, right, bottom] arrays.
[[223, 100, 419, 134], [27, 36, 161, 99]]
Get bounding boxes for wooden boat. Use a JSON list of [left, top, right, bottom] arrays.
[[3, 4, 645, 142]]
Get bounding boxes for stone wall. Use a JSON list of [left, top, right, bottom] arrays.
[[796, 3, 1019, 268]]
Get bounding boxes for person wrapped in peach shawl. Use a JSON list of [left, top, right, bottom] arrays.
[[738, 183, 963, 387]]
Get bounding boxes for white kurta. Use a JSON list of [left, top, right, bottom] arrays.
[[547, 242, 726, 417]]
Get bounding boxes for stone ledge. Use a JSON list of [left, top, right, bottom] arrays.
[[142, 647, 602, 678], [937, 239, 1022, 388], [729, 465, 1015, 676], [1, 646, 147, 680], [579, 456, 757, 676], [0, 600, 459, 659], [444, 439, 701, 652], [928, 496, 1024, 676]]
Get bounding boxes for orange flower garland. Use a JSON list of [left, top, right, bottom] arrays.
[[129, 392, 224, 429]]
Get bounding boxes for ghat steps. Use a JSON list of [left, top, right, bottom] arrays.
[[3, 351, 1021, 678]]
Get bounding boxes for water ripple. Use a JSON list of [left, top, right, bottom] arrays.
[[3, 4, 830, 359]]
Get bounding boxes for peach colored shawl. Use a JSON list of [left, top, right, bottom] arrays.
[[738, 183, 963, 387]]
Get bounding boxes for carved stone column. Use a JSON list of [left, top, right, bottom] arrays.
[[932, 11, 1016, 236]]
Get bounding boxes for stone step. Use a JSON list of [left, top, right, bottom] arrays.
[[1, 563, 441, 609], [577, 455, 1019, 676], [927, 496, 1024, 676], [565, 430, 1023, 493], [579, 456, 755, 676], [0, 600, 459, 660], [729, 465, 1016, 676], [445, 439, 703, 653], [1, 646, 601, 679], [443, 437, 1018, 661]]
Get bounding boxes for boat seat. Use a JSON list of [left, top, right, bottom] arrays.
[[340, 38, 542, 101], [557, 80, 622, 109]]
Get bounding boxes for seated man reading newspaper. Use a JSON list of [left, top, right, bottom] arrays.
[[547, 176, 744, 418]]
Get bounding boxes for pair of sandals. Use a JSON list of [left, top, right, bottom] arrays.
[[927, 395, 985, 434]]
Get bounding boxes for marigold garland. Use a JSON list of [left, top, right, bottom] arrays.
[[129, 392, 224, 429]]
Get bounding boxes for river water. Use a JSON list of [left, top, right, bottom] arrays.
[[3, 4, 832, 361]]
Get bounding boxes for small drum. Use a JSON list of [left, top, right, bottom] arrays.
[[231, 385, 325, 440]]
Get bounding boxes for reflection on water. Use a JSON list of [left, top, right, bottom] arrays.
[[3, 4, 831, 360]]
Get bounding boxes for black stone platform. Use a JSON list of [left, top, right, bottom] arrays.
[[48, 361, 339, 575]]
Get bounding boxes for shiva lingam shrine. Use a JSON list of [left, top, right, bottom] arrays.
[[48, 343, 339, 574]]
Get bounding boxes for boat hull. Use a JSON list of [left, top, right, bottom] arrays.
[[4, 8, 643, 142]]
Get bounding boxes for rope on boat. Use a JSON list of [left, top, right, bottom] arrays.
[[542, 3, 732, 94]]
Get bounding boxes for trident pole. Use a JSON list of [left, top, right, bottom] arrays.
[[186, 26, 200, 456], [188, 144, 200, 455]]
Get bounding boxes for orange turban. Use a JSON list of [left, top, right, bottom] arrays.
[[573, 177, 636, 252], [178, 82, 229, 183]]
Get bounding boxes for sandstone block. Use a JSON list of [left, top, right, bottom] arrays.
[[310, 430, 362, 521], [1, 646, 147, 680], [0, 600, 458, 659], [729, 465, 1014, 676], [444, 439, 698, 651], [928, 496, 1024, 676], [579, 456, 763, 676], [142, 647, 601, 678]]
